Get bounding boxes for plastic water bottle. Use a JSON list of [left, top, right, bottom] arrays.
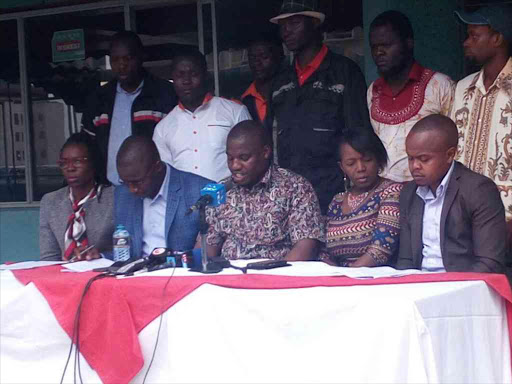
[[113, 224, 131, 262]]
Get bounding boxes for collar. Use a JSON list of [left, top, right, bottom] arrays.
[[295, 44, 328, 77], [241, 82, 266, 102], [257, 164, 273, 188], [178, 92, 214, 112], [232, 164, 274, 192], [373, 61, 424, 94], [147, 163, 170, 204], [470, 57, 512, 95], [116, 79, 144, 95], [416, 161, 455, 201]]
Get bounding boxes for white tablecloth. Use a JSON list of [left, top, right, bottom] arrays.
[[1, 269, 510, 383]]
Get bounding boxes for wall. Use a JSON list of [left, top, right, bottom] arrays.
[[0, 207, 40, 263], [363, 0, 464, 84]]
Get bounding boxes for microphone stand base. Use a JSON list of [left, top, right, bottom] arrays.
[[189, 261, 225, 274]]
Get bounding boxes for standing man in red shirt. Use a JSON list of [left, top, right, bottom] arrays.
[[270, 0, 371, 213]]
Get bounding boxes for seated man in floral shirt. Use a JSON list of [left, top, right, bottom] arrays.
[[205, 120, 325, 261]]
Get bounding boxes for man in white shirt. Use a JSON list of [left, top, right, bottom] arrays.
[[153, 50, 252, 182], [396, 114, 507, 274]]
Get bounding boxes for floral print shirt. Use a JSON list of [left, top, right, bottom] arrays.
[[206, 165, 325, 260], [451, 57, 512, 219]]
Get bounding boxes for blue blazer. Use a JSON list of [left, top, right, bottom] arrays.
[[114, 164, 212, 259]]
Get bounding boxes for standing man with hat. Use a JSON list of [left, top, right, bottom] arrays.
[[270, 0, 372, 214], [451, 5, 512, 256]]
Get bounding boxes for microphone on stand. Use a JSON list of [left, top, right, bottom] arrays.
[[186, 179, 234, 273], [186, 180, 234, 215]]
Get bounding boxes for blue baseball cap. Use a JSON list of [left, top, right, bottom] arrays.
[[455, 5, 512, 42]]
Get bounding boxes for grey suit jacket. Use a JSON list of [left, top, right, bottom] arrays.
[[396, 162, 507, 273], [39, 186, 115, 261]]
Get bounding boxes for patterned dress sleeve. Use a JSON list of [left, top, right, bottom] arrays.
[[319, 193, 344, 261], [365, 182, 403, 265]]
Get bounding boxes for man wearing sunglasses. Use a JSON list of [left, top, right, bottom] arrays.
[[114, 136, 211, 259]]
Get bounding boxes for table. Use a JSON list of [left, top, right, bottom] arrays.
[[1, 264, 511, 384]]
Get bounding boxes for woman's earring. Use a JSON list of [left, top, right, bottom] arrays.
[[343, 174, 350, 191]]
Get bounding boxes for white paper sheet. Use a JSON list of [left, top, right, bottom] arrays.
[[0, 261, 66, 270], [61, 258, 114, 272], [124, 260, 428, 279]]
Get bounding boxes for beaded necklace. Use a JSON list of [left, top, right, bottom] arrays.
[[346, 178, 382, 212]]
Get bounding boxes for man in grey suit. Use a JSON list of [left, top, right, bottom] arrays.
[[115, 136, 211, 259], [396, 114, 507, 273]]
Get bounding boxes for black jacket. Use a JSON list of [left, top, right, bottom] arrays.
[[82, 72, 177, 183], [241, 90, 274, 133], [271, 50, 372, 213]]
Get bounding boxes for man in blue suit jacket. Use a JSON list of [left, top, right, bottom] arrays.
[[115, 136, 211, 259]]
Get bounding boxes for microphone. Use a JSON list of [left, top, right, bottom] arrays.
[[186, 180, 234, 215], [110, 248, 168, 275]]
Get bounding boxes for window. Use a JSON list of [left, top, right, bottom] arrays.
[[0, 20, 24, 202], [0, 1, 207, 204], [26, 8, 125, 201]]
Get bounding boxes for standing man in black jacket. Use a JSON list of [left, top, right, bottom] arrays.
[[241, 35, 284, 134], [83, 31, 177, 185], [270, 0, 372, 213]]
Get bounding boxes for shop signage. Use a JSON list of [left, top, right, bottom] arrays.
[[52, 29, 85, 62]]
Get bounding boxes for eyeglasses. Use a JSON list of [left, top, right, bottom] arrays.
[[57, 157, 89, 169]]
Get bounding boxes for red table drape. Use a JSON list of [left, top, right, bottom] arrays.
[[11, 266, 512, 384]]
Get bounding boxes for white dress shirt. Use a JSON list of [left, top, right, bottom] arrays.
[[416, 161, 455, 272], [153, 95, 251, 182], [142, 163, 170, 257]]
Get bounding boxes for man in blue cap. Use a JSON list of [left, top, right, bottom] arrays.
[[269, 0, 372, 214], [451, 4, 512, 258]]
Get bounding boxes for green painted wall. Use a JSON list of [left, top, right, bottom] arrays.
[[0, 207, 40, 263], [363, 0, 465, 84]]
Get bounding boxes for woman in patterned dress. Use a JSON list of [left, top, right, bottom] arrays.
[[322, 130, 403, 267]]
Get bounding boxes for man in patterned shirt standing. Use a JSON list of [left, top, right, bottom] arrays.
[[368, 10, 454, 182], [205, 120, 325, 261], [452, 5, 512, 254]]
